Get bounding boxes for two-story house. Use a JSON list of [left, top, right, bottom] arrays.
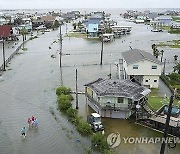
[[84, 78, 151, 119], [119, 49, 162, 88]]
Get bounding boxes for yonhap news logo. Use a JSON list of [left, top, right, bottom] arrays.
[[107, 132, 180, 148]]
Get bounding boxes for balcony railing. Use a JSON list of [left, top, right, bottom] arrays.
[[85, 93, 129, 111]]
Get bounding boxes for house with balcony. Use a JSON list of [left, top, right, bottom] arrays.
[[84, 78, 151, 119], [118, 49, 162, 88]]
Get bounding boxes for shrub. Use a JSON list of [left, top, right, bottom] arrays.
[[66, 94, 74, 101], [91, 133, 110, 153], [67, 107, 78, 119], [56, 86, 71, 96], [58, 94, 72, 111], [77, 120, 92, 135]]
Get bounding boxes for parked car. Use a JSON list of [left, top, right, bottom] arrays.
[[151, 29, 163, 32]]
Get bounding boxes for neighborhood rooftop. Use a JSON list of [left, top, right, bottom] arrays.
[[84, 78, 150, 101], [121, 49, 162, 65]]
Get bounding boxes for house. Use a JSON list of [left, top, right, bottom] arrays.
[[17, 18, 32, 32], [85, 16, 103, 37], [0, 25, 13, 40], [154, 15, 173, 26], [41, 15, 56, 28], [84, 78, 151, 119], [118, 49, 162, 88], [87, 23, 99, 37]]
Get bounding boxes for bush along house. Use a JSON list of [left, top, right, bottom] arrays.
[[84, 78, 151, 119]]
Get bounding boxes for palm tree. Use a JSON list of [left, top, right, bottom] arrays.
[[174, 55, 178, 61], [173, 63, 180, 74], [20, 27, 28, 49]]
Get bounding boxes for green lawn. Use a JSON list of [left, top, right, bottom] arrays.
[[148, 89, 180, 111], [156, 40, 180, 48]]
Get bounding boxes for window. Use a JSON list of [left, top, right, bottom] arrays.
[[118, 97, 123, 103], [94, 28, 97, 30], [152, 65, 157, 69], [154, 80, 157, 82], [133, 65, 138, 69], [145, 80, 148, 82]]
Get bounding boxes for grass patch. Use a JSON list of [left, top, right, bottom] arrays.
[[157, 26, 170, 31], [156, 40, 180, 48], [22, 48, 27, 51], [148, 96, 180, 111], [172, 16, 180, 22], [66, 32, 87, 38]]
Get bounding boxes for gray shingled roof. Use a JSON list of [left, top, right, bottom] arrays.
[[84, 78, 151, 101], [121, 49, 162, 65]]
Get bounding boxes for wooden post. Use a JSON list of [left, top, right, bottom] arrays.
[[160, 95, 174, 154], [100, 37, 103, 65], [2, 38, 6, 71], [75, 69, 79, 109]]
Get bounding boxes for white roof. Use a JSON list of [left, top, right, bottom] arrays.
[[103, 33, 114, 36], [91, 113, 101, 118]]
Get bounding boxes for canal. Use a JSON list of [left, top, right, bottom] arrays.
[[0, 11, 180, 154]]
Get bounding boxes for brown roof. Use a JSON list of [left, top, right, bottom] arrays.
[[41, 16, 56, 22], [0, 25, 12, 38]]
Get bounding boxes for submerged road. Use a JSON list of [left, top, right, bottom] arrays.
[[0, 30, 91, 154]]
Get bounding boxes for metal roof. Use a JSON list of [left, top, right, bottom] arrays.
[[84, 78, 151, 101], [121, 49, 162, 65]]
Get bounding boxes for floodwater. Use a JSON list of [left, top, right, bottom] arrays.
[[0, 12, 180, 154]]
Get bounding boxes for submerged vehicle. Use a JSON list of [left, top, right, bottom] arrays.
[[87, 113, 104, 132]]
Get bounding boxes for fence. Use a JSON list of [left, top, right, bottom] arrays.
[[0, 40, 28, 75]]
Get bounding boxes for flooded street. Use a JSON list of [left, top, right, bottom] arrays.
[[0, 12, 180, 154]]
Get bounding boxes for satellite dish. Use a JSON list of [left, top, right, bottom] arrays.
[[136, 104, 141, 109]]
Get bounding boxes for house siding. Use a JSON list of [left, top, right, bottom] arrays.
[[125, 60, 162, 76]]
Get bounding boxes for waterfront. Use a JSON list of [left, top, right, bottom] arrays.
[[0, 9, 180, 154]]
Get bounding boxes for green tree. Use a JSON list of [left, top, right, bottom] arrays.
[[152, 44, 160, 58], [91, 133, 110, 153], [52, 20, 60, 29], [57, 94, 72, 111], [173, 63, 180, 74], [77, 120, 92, 135], [72, 23, 77, 30], [56, 86, 71, 96]]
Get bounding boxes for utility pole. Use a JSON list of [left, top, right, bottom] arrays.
[[109, 53, 112, 79], [160, 95, 174, 154], [59, 23, 62, 67], [65, 23, 67, 35], [75, 69, 79, 109], [100, 36, 104, 65], [163, 59, 166, 75], [2, 38, 6, 71], [22, 34, 25, 49], [161, 50, 164, 62]]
